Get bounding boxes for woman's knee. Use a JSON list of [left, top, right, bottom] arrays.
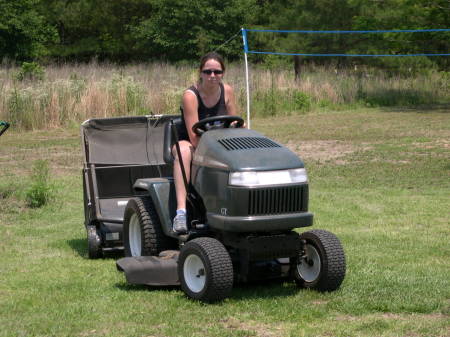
[[172, 141, 194, 161]]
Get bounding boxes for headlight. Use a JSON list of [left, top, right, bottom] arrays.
[[229, 168, 308, 187]]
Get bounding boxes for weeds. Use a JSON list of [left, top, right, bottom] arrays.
[[0, 62, 448, 130], [25, 160, 54, 208]]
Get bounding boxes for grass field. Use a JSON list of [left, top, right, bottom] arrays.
[[0, 108, 449, 337]]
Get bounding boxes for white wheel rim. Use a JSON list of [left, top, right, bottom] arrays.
[[297, 244, 321, 282], [183, 254, 206, 293], [129, 213, 141, 257]]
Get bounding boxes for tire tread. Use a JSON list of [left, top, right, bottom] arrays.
[[124, 197, 176, 256], [179, 237, 233, 302], [298, 229, 346, 291]]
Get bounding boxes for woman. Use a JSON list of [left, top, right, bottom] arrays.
[[172, 52, 240, 233]]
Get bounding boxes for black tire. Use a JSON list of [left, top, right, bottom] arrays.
[[87, 225, 103, 259], [123, 197, 176, 257], [293, 229, 346, 291], [178, 237, 233, 303]]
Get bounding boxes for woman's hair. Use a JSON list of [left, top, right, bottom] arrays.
[[199, 52, 225, 72]]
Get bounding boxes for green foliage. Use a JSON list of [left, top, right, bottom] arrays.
[[40, 0, 154, 61], [131, 0, 257, 61], [259, 55, 291, 69], [14, 62, 45, 81], [293, 91, 311, 110], [251, 0, 450, 70], [37, 0, 258, 61], [2, 0, 449, 70], [25, 159, 54, 208], [0, 0, 58, 61], [253, 89, 313, 117]]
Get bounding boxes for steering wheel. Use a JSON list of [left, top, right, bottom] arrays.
[[192, 115, 244, 136]]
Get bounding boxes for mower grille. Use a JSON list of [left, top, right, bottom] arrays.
[[218, 137, 281, 151], [248, 185, 307, 215]]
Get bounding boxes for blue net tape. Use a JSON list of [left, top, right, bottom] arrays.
[[247, 51, 450, 57], [246, 28, 450, 34], [242, 28, 450, 57]]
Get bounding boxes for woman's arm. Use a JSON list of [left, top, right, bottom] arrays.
[[182, 90, 200, 148], [224, 83, 246, 127], [224, 84, 238, 116]]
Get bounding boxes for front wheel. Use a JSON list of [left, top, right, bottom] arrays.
[[178, 237, 233, 302], [293, 230, 346, 291]]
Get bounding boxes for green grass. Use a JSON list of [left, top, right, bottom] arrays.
[[0, 108, 449, 337]]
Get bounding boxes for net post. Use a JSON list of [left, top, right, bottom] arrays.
[[241, 28, 251, 129]]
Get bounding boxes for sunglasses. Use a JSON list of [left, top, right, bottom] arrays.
[[202, 69, 224, 75]]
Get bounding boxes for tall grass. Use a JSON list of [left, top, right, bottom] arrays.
[[0, 62, 448, 129], [25, 160, 54, 208]]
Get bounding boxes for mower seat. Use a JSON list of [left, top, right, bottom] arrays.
[[163, 117, 182, 165]]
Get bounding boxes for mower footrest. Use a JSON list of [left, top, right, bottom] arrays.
[[116, 251, 180, 286]]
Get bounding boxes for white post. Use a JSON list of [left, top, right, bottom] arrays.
[[244, 52, 251, 129], [241, 28, 251, 129]]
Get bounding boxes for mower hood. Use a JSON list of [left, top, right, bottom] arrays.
[[193, 128, 304, 172]]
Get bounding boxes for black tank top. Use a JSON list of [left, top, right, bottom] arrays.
[[178, 82, 227, 140]]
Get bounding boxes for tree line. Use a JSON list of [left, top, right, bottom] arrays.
[[1, 0, 449, 68]]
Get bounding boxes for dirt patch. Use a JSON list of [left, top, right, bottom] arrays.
[[219, 317, 288, 337], [285, 140, 365, 164]]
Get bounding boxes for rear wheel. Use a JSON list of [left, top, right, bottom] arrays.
[[123, 197, 175, 257], [293, 229, 346, 291], [178, 237, 233, 302], [87, 225, 102, 259]]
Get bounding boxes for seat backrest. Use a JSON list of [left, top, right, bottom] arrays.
[[163, 117, 183, 165]]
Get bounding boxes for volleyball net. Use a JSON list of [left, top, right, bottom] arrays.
[[240, 28, 450, 127]]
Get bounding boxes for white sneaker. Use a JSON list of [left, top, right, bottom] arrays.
[[173, 213, 187, 233]]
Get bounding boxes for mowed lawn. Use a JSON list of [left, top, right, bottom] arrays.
[[0, 108, 449, 337]]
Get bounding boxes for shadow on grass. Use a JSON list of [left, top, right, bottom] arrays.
[[359, 88, 449, 109], [115, 282, 179, 292], [114, 277, 298, 301], [231, 279, 299, 300], [67, 238, 86, 257], [379, 103, 450, 113], [67, 238, 124, 260]]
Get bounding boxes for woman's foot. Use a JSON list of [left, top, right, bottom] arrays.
[[173, 209, 187, 233]]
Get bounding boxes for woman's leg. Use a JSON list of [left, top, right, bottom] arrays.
[[172, 140, 194, 211]]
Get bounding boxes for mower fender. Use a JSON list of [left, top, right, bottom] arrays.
[[133, 178, 177, 238]]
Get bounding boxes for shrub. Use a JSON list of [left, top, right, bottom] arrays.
[[15, 62, 45, 81], [25, 160, 53, 208], [292, 91, 311, 111]]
